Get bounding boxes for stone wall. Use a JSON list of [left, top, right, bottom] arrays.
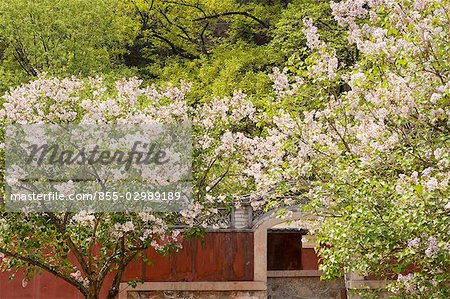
[[267, 277, 346, 299]]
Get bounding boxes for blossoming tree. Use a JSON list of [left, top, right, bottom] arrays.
[[0, 77, 194, 299], [245, 0, 450, 297], [0, 0, 449, 298], [0, 74, 278, 299]]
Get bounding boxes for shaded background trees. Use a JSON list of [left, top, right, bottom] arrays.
[[0, 0, 356, 100]]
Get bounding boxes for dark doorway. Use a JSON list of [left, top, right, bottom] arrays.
[[267, 228, 307, 270]]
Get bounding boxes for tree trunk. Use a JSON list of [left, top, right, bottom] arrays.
[[85, 282, 100, 299], [106, 266, 125, 299]]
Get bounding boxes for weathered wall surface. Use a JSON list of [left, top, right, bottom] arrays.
[[267, 277, 346, 299], [123, 231, 254, 282]]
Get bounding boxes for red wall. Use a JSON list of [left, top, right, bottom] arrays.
[[0, 232, 254, 299], [123, 232, 254, 282], [301, 248, 319, 270], [0, 271, 89, 299]]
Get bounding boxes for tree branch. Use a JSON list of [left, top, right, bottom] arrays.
[[45, 213, 92, 278], [194, 11, 269, 28]]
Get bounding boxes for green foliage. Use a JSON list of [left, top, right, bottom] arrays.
[[0, 0, 350, 102], [147, 42, 282, 102], [270, 0, 357, 65], [0, 0, 139, 91]]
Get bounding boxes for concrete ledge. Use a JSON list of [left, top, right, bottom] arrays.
[[301, 243, 317, 249], [206, 228, 254, 233], [118, 281, 267, 298], [346, 280, 391, 289], [267, 270, 323, 277]]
